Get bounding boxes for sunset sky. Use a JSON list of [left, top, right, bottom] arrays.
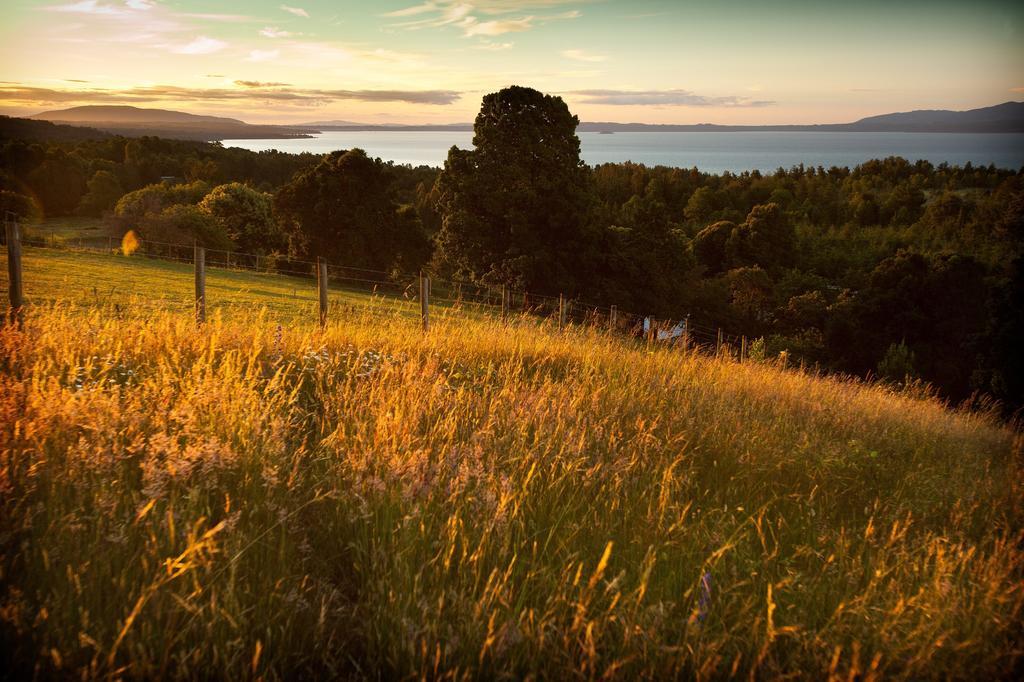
[[1, 0, 1022, 125]]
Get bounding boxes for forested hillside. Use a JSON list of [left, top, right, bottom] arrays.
[[2, 87, 1021, 411]]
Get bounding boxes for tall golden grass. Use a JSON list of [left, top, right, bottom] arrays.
[[1, 303, 1021, 679]]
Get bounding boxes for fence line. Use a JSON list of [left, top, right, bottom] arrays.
[[2, 221, 755, 360]]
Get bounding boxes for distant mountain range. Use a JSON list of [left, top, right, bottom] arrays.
[[26, 105, 315, 141], [13, 101, 1024, 142]]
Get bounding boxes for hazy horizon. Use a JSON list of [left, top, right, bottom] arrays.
[[1, 0, 1022, 126]]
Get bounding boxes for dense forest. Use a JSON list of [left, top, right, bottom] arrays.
[[1, 87, 1022, 412]]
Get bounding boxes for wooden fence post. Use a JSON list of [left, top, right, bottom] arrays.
[[741, 335, 747, 362], [647, 317, 657, 346], [317, 258, 329, 328], [682, 315, 690, 351], [609, 304, 617, 331], [420, 272, 430, 331], [194, 244, 206, 325], [558, 294, 566, 331], [5, 217, 24, 326], [501, 285, 509, 322], [716, 328, 723, 356]]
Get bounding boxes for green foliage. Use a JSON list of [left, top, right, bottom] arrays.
[[725, 202, 795, 270], [114, 180, 211, 226], [877, 341, 917, 383], [748, 336, 767, 361], [139, 204, 233, 250], [274, 149, 430, 272], [199, 182, 281, 254], [434, 86, 592, 291], [77, 169, 124, 216], [692, 220, 734, 275], [0, 189, 41, 223], [684, 186, 716, 225]]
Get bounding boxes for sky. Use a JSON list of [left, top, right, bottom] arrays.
[[0, 0, 1022, 125]]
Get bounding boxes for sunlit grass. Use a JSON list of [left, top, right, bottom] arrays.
[[1, 248, 1022, 678]]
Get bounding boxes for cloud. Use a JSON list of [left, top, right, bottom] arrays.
[[180, 13, 254, 22], [246, 49, 280, 62], [569, 89, 775, 107], [125, 0, 155, 9], [260, 26, 294, 38], [562, 48, 605, 62], [0, 83, 461, 106], [172, 36, 228, 54], [382, 1, 440, 17], [47, 0, 128, 15], [474, 40, 514, 50], [385, 1, 581, 39], [462, 16, 534, 36], [280, 4, 309, 18], [235, 80, 291, 88], [1011, 86, 1024, 93]]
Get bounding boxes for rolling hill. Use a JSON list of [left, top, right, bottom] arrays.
[[1, 242, 1020, 679], [28, 105, 316, 141]]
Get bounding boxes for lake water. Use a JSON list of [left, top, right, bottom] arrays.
[[222, 131, 1024, 173]]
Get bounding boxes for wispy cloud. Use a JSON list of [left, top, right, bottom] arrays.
[[570, 89, 775, 107], [462, 16, 534, 36], [172, 36, 227, 54], [1, 83, 463, 106], [474, 40, 514, 50], [382, 1, 440, 18], [47, 0, 129, 15], [235, 80, 291, 88], [385, 1, 582, 39], [280, 5, 309, 18], [1011, 86, 1024, 93], [180, 13, 254, 22], [562, 48, 605, 62], [260, 26, 294, 38]]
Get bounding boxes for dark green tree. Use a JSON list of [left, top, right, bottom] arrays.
[[725, 202, 795, 270], [77, 170, 124, 216], [433, 85, 592, 291], [692, 220, 735, 275], [274, 149, 429, 272]]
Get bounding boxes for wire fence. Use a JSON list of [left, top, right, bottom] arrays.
[[2, 222, 754, 359]]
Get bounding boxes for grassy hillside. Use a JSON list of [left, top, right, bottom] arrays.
[[1, 249, 1022, 679], [4, 245, 431, 322]]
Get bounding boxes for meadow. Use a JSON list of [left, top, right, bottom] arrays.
[[1, 247, 1022, 679]]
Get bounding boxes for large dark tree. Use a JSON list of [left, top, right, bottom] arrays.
[[433, 85, 593, 292], [274, 149, 429, 273]]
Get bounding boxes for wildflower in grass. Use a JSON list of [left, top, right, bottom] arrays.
[[697, 570, 713, 624]]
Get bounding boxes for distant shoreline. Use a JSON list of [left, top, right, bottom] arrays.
[[301, 123, 1024, 135]]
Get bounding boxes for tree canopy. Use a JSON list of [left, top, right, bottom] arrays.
[[273, 148, 430, 273], [434, 86, 593, 292]]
